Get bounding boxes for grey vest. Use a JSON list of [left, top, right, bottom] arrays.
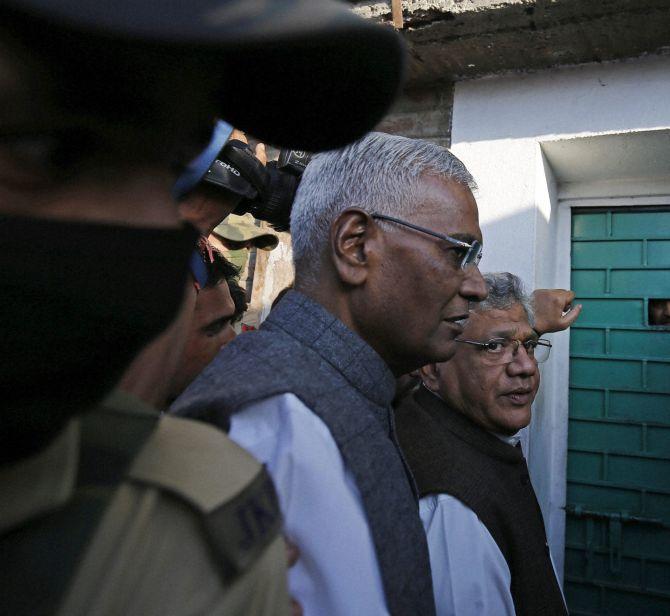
[[172, 291, 435, 616]]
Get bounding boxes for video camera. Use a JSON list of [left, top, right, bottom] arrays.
[[203, 141, 312, 232]]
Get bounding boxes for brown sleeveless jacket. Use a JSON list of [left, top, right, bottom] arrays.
[[395, 386, 567, 616]]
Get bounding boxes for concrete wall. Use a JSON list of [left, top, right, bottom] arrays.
[[354, 0, 670, 86], [450, 52, 670, 581]]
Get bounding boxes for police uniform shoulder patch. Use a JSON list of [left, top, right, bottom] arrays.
[[203, 464, 282, 581], [127, 415, 282, 581]]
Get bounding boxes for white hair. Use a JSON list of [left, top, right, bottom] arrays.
[[290, 132, 476, 286], [477, 272, 535, 326]]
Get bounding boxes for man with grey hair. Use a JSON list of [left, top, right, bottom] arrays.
[[173, 131, 490, 615], [395, 272, 569, 616]]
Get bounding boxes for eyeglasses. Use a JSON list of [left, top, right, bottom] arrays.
[[371, 213, 483, 270], [454, 337, 552, 364]]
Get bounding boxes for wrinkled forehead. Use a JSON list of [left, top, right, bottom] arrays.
[[464, 304, 535, 340]]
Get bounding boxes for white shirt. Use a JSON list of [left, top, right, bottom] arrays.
[[420, 494, 516, 616], [229, 393, 389, 616]]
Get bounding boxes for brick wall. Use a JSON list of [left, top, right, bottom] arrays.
[[377, 84, 454, 147]]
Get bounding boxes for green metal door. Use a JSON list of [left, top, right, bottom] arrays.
[[565, 207, 670, 615]]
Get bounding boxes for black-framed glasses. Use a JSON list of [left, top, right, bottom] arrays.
[[371, 213, 483, 270], [454, 337, 552, 364]]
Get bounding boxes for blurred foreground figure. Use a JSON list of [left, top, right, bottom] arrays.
[[395, 273, 570, 616], [0, 1, 405, 614]]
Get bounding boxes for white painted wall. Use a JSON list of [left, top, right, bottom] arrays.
[[450, 53, 670, 583]]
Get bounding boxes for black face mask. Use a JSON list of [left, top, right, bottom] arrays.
[[1, 215, 199, 463]]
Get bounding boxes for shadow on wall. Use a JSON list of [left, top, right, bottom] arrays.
[[477, 205, 544, 286]]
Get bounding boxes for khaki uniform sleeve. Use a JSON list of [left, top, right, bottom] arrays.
[[58, 416, 290, 616]]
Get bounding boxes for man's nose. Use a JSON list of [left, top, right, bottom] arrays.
[[460, 265, 488, 302], [507, 344, 538, 377]]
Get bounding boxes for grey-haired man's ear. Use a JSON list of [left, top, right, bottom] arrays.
[[419, 363, 441, 393]]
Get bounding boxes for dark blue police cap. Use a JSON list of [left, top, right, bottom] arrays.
[[5, 0, 406, 151]]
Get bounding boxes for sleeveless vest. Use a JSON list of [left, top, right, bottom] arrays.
[[395, 386, 567, 616], [172, 290, 436, 616]]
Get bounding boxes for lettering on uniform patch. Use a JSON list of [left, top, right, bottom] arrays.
[[203, 465, 282, 581], [235, 475, 279, 551]]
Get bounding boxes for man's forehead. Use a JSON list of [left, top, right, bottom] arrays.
[[197, 282, 234, 312], [465, 304, 534, 338], [413, 175, 482, 242]]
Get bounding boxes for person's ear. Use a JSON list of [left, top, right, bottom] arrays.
[[330, 208, 379, 286], [419, 363, 441, 392]]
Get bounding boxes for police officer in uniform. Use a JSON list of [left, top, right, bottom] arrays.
[[0, 1, 406, 614]]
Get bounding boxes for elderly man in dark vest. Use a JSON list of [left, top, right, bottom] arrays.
[[173, 131, 494, 614], [395, 272, 570, 616]]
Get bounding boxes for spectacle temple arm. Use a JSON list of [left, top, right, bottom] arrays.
[[370, 213, 473, 249]]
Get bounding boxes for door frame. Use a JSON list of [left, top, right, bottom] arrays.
[[547, 187, 670, 586]]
